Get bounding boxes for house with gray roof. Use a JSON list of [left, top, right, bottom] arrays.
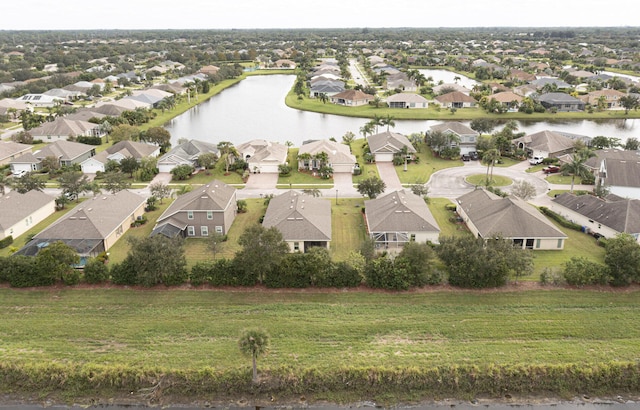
[[262, 190, 331, 253], [0, 190, 55, 240], [597, 156, 640, 199], [429, 122, 479, 155], [309, 80, 345, 98], [434, 91, 477, 108], [385, 93, 429, 109], [28, 118, 103, 142], [298, 139, 356, 174], [367, 131, 417, 162], [530, 78, 572, 90], [330, 89, 374, 106], [537, 92, 585, 111], [16, 190, 146, 261], [151, 181, 237, 239], [552, 193, 640, 242], [512, 130, 577, 159], [80, 140, 160, 174], [10, 140, 96, 174], [236, 139, 288, 174], [456, 188, 567, 250], [365, 189, 440, 250], [0, 141, 32, 166], [157, 139, 219, 173]]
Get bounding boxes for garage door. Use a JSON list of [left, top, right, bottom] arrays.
[[375, 153, 394, 162], [81, 161, 104, 174]]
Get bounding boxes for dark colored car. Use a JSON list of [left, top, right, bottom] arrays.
[[461, 154, 470, 161], [469, 151, 479, 160], [543, 165, 561, 174]]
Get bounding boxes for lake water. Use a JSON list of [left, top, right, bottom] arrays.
[[164, 75, 639, 147]]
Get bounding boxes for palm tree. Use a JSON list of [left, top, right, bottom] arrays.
[[561, 152, 592, 193], [238, 329, 269, 383], [370, 114, 384, 134], [359, 122, 374, 139], [318, 93, 329, 104], [217, 141, 238, 174], [482, 149, 501, 185], [382, 114, 396, 131], [297, 152, 312, 170]]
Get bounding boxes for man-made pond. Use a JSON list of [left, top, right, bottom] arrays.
[[419, 68, 480, 88], [164, 75, 638, 147]]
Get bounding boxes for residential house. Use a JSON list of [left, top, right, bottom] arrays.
[[28, 118, 103, 142], [0, 191, 56, 240], [429, 122, 479, 155], [298, 139, 357, 174], [236, 139, 288, 174], [15, 94, 63, 107], [16, 190, 147, 262], [552, 193, 640, 242], [309, 80, 345, 98], [434, 91, 477, 109], [490, 91, 523, 109], [80, 140, 160, 174], [593, 152, 640, 199], [537, 92, 585, 111], [512, 130, 577, 159], [125, 89, 172, 107], [151, 181, 237, 238], [10, 140, 96, 174], [580, 89, 626, 109], [198, 65, 220, 76], [364, 189, 440, 250], [433, 83, 471, 95], [456, 188, 567, 250], [157, 139, 219, 173], [530, 78, 572, 90], [385, 93, 429, 109], [262, 190, 331, 253], [330, 89, 374, 106], [0, 141, 32, 166], [274, 59, 296, 69], [0, 98, 29, 118], [367, 131, 417, 162]]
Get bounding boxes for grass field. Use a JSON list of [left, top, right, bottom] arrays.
[[465, 174, 512, 187], [1, 288, 639, 372]]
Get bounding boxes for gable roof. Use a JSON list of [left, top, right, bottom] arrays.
[[512, 130, 576, 154], [553, 193, 640, 234], [237, 140, 288, 164], [365, 189, 440, 234], [158, 139, 219, 164], [430, 121, 478, 136], [602, 159, 640, 188], [34, 190, 146, 241], [262, 190, 331, 242], [435, 91, 476, 103], [330, 89, 373, 101], [537, 92, 584, 104], [34, 140, 95, 161], [385, 93, 428, 103], [457, 188, 566, 239], [367, 131, 416, 154], [157, 181, 236, 222], [491, 91, 524, 103], [299, 139, 356, 165], [0, 141, 32, 161], [28, 118, 99, 137], [0, 191, 55, 232]]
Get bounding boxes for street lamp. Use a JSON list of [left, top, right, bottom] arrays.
[[336, 189, 338, 205]]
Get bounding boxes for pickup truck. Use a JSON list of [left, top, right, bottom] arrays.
[[529, 156, 545, 165], [543, 165, 561, 174]]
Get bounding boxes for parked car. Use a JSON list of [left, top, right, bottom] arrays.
[[543, 165, 561, 174], [469, 151, 479, 160], [461, 154, 471, 161], [11, 170, 26, 178], [529, 155, 545, 165]]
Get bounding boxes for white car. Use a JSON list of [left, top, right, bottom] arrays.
[[529, 156, 545, 165], [11, 170, 26, 178]]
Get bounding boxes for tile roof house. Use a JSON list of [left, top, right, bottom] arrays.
[[552, 193, 640, 242], [367, 131, 417, 162], [365, 189, 440, 250], [385, 93, 429, 109], [262, 190, 331, 253], [434, 91, 477, 109], [490, 91, 523, 109], [151, 181, 237, 238], [157, 139, 219, 173], [456, 188, 567, 250], [28, 118, 103, 142], [512, 130, 576, 159], [80, 141, 160, 174], [236, 139, 288, 174], [10, 140, 96, 174], [0, 141, 32, 166], [429, 122, 479, 155], [329, 89, 374, 106], [0, 190, 56, 240], [580, 89, 626, 109], [16, 190, 147, 261], [298, 139, 357, 174], [537, 92, 585, 111]]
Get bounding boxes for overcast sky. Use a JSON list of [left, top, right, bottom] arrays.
[[3, 0, 638, 31]]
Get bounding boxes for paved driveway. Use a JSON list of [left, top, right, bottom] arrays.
[[376, 162, 403, 193], [245, 172, 278, 189]]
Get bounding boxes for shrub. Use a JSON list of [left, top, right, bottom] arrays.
[[0, 235, 13, 249], [3, 256, 43, 288], [62, 270, 82, 286], [315, 261, 362, 288], [190, 262, 213, 286], [110, 259, 137, 285], [83, 258, 110, 284], [75, 136, 102, 145], [563, 257, 609, 286], [540, 268, 564, 286], [539, 207, 583, 231]]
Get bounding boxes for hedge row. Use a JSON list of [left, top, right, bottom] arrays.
[[1, 361, 639, 400], [539, 206, 583, 231]]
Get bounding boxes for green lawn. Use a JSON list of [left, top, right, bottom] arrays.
[[277, 148, 335, 187], [465, 174, 513, 187], [330, 198, 367, 261], [1, 288, 639, 372], [428, 198, 471, 238], [350, 139, 379, 182], [396, 143, 462, 185], [546, 174, 585, 185]]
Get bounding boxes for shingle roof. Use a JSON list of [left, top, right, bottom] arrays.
[[512, 130, 575, 155], [262, 190, 331, 242], [0, 141, 32, 161], [299, 139, 356, 165], [0, 191, 55, 232], [29, 118, 99, 137], [156, 181, 236, 223], [553, 193, 640, 234], [603, 159, 640, 188], [435, 91, 476, 103], [430, 122, 478, 136], [34, 140, 95, 161], [34, 190, 146, 240], [385, 93, 429, 103], [365, 189, 440, 234], [367, 131, 417, 154], [331, 89, 373, 101], [457, 188, 566, 239], [158, 139, 219, 164]]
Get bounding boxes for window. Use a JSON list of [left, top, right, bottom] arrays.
[[557, 239, 563, 249], [201, 226, 209, 236], [536, 239, 541, 249], [207, 211, 213, 220], [187, 226, 195, 236], [525, 239, 534, 249], [410, 234, 416, 242], [187, 211, 194, 220], [215, 226, 223, 234], [116, 225, 124, 236], [293, 242, 300, 251]]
